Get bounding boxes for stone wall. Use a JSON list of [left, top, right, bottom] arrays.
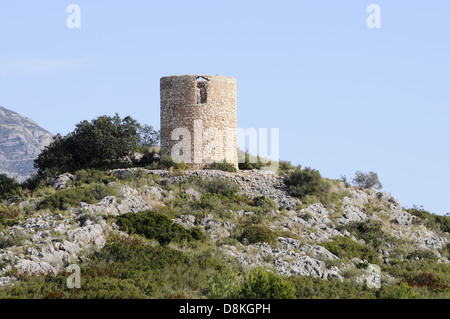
[[160, 75, 238, 169]]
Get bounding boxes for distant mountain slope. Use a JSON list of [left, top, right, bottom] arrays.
[[0, 106, 53, 181]]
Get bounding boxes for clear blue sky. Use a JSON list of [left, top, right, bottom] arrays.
[[0, 1, 449, 215]]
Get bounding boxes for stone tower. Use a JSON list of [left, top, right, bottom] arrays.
[[160, 75, 238, 169]]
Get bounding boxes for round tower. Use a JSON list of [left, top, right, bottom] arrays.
[[160, 75, 238, 169]]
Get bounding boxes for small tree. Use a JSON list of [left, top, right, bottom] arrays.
[[352, 171, 382, 190], [34, 114, 153, 175], [137, 124, 160, 151]]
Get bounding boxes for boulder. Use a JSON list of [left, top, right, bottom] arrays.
[[185, 187, 201, 200], [52, 173, 75, 190], [143, 186, 164, 201]]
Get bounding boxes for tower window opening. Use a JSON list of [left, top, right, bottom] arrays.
[[197, 81, 207, 104]]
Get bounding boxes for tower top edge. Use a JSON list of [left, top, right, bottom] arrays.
[[160, 75, 236, 81]]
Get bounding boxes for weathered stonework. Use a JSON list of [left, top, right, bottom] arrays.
[[160, 75, 238, 169]]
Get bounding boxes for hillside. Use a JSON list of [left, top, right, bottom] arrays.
[[0, 106, 53, 181], [0, 167, 448, 299]]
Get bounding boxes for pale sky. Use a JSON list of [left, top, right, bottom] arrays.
[[0, 1, 449, 215]]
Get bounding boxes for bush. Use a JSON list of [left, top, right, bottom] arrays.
[[74, 168, 115, 185], [199, 193, 224, 212], [0, 238, 228, 299], [322, 236, 380, 263], [205, 272, 241, 299], [406, 205, 450, 234], [385, 282, 422, 299], [381, 257, 450, 288], [251, 196, 277, 213], [406, 249, 438, 262], [284, 166, 330, 199], [0, 229, 28, 249], [237, 267, 296, 299], [0, 205, 22, 228], [207, 268, 295, 299], [116, 210, 206, 245], [145, 154, 191, 171], [137, 148, 159, 167], [37, 183, 117, 211], [290, 275, 377, 299], [241, 225, 277, 244], [204, 161, 237, 173], [198, 177, 239, 198], [277, 160, 296, 174], [238, 150, 272, 171], [352, 171, 382, 190], [158, 154, 179, 169], [0, 174, 21, 200], [340, 220, 394, 250]]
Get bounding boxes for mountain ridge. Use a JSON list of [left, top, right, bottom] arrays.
[[0, 105, 53, 181]]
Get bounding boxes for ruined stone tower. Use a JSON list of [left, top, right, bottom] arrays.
[[160, 75, 238, 169]]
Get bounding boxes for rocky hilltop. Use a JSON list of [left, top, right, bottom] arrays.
[[0, 168, 448, 298], [0, 106, 53, 181]]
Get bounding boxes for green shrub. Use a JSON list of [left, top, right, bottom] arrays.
[[199, 193, 224, 212], [0, 229, 28, 249], [251, 196, 277, 213], [277, 160, 296, 174], [238, 150, 273, 171], [198, 177, 239, 198], [322, 236, 380, 263], [158, 154, 179, 169], [384, 282, 422, 299], [74, 168, 116, 185], [207, 267, 296, 299], [284, 166, 330, 199], [37, 183, 117, 211], [0, 205, 22, 228], [147, 154, 190, 171], [0, 174, 21, 200], [290, 275, 377, 299], [190, 227, 207, 241], [406, 249, 438, 262], [204, 162, 237, 173], [441, 242, 450, 259], [0, 239, 229, 299], [205, 272, 241, 299], [382, 257, 450, 285], [406, 206, 450, 234], [237, 267, 296, 299], [340, 220, 394, 250], [242, 225, 277, 244], [96, 241, 189, 266], [138, 148, 159, 166], [116, 210, 206, 245]]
